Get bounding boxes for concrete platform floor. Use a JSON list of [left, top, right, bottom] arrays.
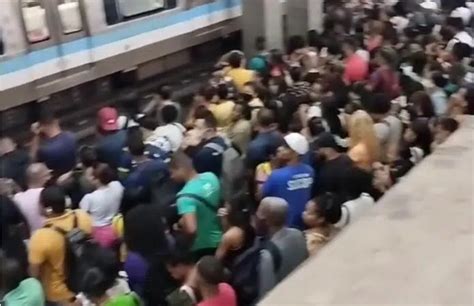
[[259, 116, 474, 306]]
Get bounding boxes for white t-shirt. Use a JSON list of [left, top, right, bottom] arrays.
[[447, 31, 474, 50], [451, 6, 472, 25], [147, 122, 186, 152], [13, 188, 45, 233], [334, 194, 375, 229], [79, 181, 124, 227], [409, 147, 425, 165]]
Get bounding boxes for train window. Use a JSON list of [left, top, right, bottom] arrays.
[[20, 0, 50, 43], [103, 0, 177, 25], [57, 0, 83, 34], [120, 0, 160, 17]]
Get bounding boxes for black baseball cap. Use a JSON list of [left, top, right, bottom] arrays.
[[315, 132, 339, 149]]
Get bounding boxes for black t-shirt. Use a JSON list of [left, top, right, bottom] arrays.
[[0, 149, 30, 189], [0, 195, 28, 273], [316, 154, 353, 196]]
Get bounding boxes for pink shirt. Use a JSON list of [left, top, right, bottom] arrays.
[[13, 188, 45, 233], [344, 54, 369, 84], [197, 283, 237, 306]]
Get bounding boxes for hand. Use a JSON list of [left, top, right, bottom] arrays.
[[172, 223, 181, 232], [182, 129, 203, 148], [217, 207, 229, 217], [298, 104, 310, 115], [31, 122, 41, 135], [56, 171, 73, 186], [373, 163, 392, 192]]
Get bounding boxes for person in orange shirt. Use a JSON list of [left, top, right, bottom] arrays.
[[29, 186, 92, 305], [348, 110, 381, 172]]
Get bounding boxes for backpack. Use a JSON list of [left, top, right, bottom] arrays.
[[145, 134, 173, 162], [229, 237, 281, 306], [122, 159, 168, 203], [204, 141, 246, 202], [45, 212, 99, 293]]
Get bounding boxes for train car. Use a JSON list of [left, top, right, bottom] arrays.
[[0, 0, 243, 112]]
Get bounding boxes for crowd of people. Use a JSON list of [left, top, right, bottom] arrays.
[[1, 0, 473, 305]]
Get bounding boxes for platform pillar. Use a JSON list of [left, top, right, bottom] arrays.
[[242, 0, 283, 57], [286, 0, 324, 37]]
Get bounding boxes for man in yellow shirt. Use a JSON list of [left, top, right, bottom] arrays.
[[29, 186, 92, 304], [209, 84, 236, 130], [225, 51, 255, 93]]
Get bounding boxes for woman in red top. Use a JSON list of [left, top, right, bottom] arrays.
[[366, 48, 401, 99]]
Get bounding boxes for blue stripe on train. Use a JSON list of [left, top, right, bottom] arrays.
[[0, 0, 240, 76]]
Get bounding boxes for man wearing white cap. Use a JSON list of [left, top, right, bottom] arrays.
[[261, 133, 314, 230]]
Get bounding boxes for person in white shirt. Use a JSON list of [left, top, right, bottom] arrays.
[[13, 163, 51, 233], [147, 104, 186, 153], [451, 5, 472, 25], [334, 166, 375, 229], [446, 16, 474, 50], [79, 164, 124, 248]]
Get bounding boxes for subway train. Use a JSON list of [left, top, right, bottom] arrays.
[[0, 0, 244, 113]]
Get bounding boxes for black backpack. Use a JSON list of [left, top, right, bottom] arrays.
[[229, 237, 281, 306], [203, 141, 247, 202], [45, 212, 99, 293]]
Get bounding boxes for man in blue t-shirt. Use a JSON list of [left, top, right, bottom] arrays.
[[96, 107, 127, 169], [262, 133, 314, 229], [31, 112, 77, 177], [246, 108, 284, 169], [121, 130, 168, 191]]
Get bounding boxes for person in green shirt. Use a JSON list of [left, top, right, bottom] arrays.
[[169, 152, 223, 258], [0, 254, 44, 306]]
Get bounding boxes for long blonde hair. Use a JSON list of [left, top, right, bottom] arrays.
[[349, 110, 381, 162]]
